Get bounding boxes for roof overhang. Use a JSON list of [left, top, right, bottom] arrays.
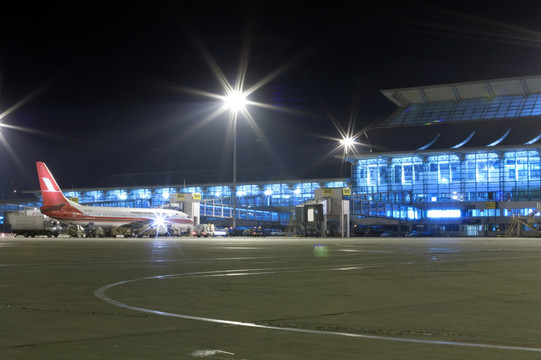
[[336, 144, 541, 161], [381, 75, 541, 107]]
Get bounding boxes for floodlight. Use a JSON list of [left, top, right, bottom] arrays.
[[340, 136, 356, 154], [223, 91, 247, 112]]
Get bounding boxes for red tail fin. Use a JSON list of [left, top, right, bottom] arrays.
[[36, 162, 69, 208]]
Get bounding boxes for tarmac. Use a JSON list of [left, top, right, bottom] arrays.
[[1, 235, 541, 359]]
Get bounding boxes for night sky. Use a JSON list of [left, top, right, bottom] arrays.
[[2, 1, 541, 196]]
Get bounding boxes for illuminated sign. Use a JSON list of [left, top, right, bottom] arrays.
[[342, 188, 351, 196], [486, 201, 496, 209], [175, 193, 201, 200], [322, 189, 334, 196]]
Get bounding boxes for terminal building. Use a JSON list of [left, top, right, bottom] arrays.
[[1, 75, 540, 236], [346, 75, 541, 237]]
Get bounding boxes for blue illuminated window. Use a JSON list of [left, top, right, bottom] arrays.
[[386, 94, 541, 127], [427, 209, 462, 218]]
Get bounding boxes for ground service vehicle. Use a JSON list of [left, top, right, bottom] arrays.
[[110, 226, 132, 238], [214, 227, 228, 237], [243, 227, 266, 237], [85, 226, 105, 238], [193, 224, 215, 237], [67, 224, 85, 237], [6, 210, 62, 237], [140, 225, 182, 237]]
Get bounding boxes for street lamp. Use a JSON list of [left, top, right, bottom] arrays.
[[224, 91, 247, 113], [340, 136, 355, 155], [223, 90, 248, 228]]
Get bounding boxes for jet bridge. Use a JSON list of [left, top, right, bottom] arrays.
[[169, 194, 280, 229], [295, 188, 351, 237], [170, 193, 201, 235]]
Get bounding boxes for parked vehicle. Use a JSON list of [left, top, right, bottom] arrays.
[[364, 226, 386, 237], [193, 223, 215, 237], [227, 228, 244, 237], [243, 227, 266, 237], [5, 210, 62, 237], [351, 225, 366, 237], [213, 227, 228, 237], [85, 226, 105, 238], [67, 224, 85, 238], [406, 229, 435, 237], [420, 229, 435, 237], [140, 224, 183, 237], [110, 226, 132, 238], [264, 228, 283, 236]]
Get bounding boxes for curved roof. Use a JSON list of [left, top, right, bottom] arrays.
[[381, 75, 541, 107], [360, 117, 541, 155]]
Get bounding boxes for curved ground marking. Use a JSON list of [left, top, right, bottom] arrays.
[[191, 349, 235, 357], [95, 268, 541, 353]]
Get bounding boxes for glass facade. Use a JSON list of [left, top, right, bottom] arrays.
[[353, 150, 541, 201], [388, 94, 541, 127], [56, 180, 348, 226], [350, 149, 541, 221], [370, 77, 541, 231]]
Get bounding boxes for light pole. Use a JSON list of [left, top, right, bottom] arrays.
[[223, 91, 247, 229]]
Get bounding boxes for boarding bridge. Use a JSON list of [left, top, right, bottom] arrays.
[[350, 195, 421, 221], [171, 193, 235, 224], [295, 188, 351, 237], [170, 194, 280, 226], [200, 198, 233, 219]]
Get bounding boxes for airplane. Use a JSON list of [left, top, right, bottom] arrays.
[[36, 161, 194, 235]]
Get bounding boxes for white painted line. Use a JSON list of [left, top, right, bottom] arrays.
[[95, 268, 541, 353], [190, 349, 235, 357]]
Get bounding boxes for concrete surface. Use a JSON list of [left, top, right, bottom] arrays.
[[1, 236, 541, 359]]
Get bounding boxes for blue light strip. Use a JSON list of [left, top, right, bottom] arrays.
[[451, 131, 475, 149], [487, 128, 511, 147], [525, 133, 541, 145]]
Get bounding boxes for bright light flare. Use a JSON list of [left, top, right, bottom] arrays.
[[340, 136, 357, 154], [152, 212, 168, 230], [157, 29, 308, 167], [333, 132, 363, 156], [313, 103, 376, 164], [153, 216, 166, 229], [147, 212, 173, 239], [222, 90, 248, 112]]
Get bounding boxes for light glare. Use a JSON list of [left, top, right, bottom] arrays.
[[339, 136, 358, 154], [223, 91, 247, 112], [153, 214, 166, 228], [340, 136, 355, 148]]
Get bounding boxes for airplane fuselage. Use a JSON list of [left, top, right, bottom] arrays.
[[36, 161, 194, 233], [42, 202, 192, 229]]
